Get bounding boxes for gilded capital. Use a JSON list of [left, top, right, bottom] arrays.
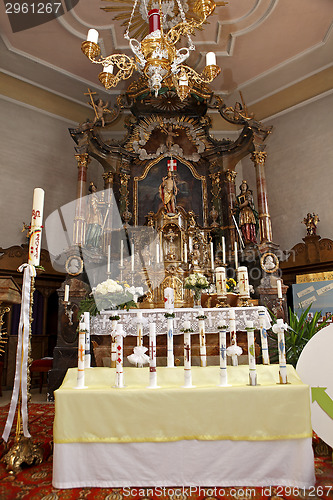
[[103, 171, 114, 185], [75, 153, 90, 169], [225, 170, 237, 183], [251, 151, 267, 165]]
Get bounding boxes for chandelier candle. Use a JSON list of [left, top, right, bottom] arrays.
[[87, 29, 98, 44], [148, 323, 159, 388], [275, 319, 288, 384], [76, 319, 86, 389], [183, 321, 193, 388], [198, 313, 207, 367], [136, 311, 143, 347], [115, 323, 125, 388], [84, 311, 91, 368], [228, 309, 238, 366], [218, 320, 228, 386], [277, 279, 283, 299], [64, 284, 69, 303], [246, 321, 257, 386], [28, 187, 44, 267], [237, 266, 250, 297], [167, 316, 174, 368], [259, 310, 270, 364], [215, 267, 227, 297]]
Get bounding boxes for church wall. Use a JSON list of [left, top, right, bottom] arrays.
[[239, 91, 333, 253], [0, 96, 80, 250]]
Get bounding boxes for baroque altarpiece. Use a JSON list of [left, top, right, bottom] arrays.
[[49, 79, 281, 395]]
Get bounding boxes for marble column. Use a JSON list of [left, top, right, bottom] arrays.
[[224, 170, 237, 251], [251, 151, 273, 244], [73, 153, 90, 246], [102, 171, 114, 254]]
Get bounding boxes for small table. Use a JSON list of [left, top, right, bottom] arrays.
[[53, 365, 315, 489]]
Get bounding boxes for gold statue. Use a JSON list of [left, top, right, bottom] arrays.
[[302, 213, 320, 236], [159, 171, 178, 214]]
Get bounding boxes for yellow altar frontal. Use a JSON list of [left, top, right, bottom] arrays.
[[53, 365, 315, 489]]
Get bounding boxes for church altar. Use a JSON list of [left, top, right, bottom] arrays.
[[90, 305, 271, 336], [52, 365, 315, 489]]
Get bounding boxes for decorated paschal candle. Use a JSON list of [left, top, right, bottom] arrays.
[[28, 188, 44, 266]]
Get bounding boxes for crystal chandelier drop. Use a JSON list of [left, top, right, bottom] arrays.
[[81, 0, 222, 100]]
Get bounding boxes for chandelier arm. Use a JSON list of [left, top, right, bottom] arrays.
[[178, 64, 221, 85]]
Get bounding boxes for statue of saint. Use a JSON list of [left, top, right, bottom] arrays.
[[85, 183, 104, 249], [159, 171, 178, 214], [302, 213, 320, 236], [160, 124, 179, 150], [235, 180, 258, 245]]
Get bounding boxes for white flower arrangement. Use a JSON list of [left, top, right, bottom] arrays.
[[184, 273, 209, 291]]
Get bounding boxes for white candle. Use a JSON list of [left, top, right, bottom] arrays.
[[246, 321, 257, 386], [234, 241, 238, 269], [164, 287, 174, 309], [179, 73, 188, 86], [84, 311, 91, 368], [103, 63, 113, 74], [276, 319, 288, 384], [183, 331, 193, 388], [206, 51, 216, 66], [76, 320, 86, 389], [184, 242, 187, 263], [259, 310, 270, 365], [64, 284, 69, 303], [277, 279, 283, 299], [189, 236, 193, 253], [215, 267, 227, 297], [28, 187, 44, 267], [115, 323, 125, 388], [156, 243, 160, 264], [131, 242, 135, 272], [228, 309, 238, 366], [237, 266, 250, 297], [137, 311, 143, 347], [120, 240, 124, 267], [167, 317, 174, 368], [107, 245, 111, 273], [218, 321, 228, 387], [222, 236, 226, 264], [87, 28, 99, 44], [148, 323, 158, 388], [210, 241, 214, 270], [198, 318, 207, 367]]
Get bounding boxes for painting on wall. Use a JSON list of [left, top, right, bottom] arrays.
[[137, 157, 204, 226], [292, 280, 333, 322]]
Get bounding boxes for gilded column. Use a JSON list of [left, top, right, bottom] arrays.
[[73, 153, 90, 245], [209, 172, 221, 228], [224, 170, 237, 250], [251, 151, 273, 243], [102, 171, 114, 253]]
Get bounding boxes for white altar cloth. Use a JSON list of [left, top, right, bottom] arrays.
[[90, 305, 271, 336]]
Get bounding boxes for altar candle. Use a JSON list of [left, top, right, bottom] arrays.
[[222, 236, 226, 264], [131, 242, 135, 272], [164, 287, 174, 309], [228, 309, 238, 366], [276, 319, 288, 384], [120, 240, 124, 267], [215, 267, 227, 297], [277, 279, 283, 299], [189, 236, 193, 253], [84, 311, 91, 368], [183, 330, 193, 388], [148, 323, 158, 388], [210, 241, 214, 270], [76, 319, 86, 389], [237, 266, 250, 297], [234, 241, 238, 270], [115, 323, 125, 388], [28, 187, 44, 267], [198, 314, 207, 367], [137, 311, 143, 347], [259, 310, 270, 365], [64, 284, 69, 303], [218, 320, 228, 386], [246, 321, 257, 386], [107, 245, 111, 273], [167, 317, 174, 368], [184, 242, 187, 264]]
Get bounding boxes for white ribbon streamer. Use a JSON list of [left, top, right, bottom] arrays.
[[2, 264, 36, 442]]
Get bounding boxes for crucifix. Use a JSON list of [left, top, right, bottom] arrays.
[[79, 344, 85, 363]]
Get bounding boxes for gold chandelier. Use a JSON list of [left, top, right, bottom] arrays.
[[81, 0, 223, 100]]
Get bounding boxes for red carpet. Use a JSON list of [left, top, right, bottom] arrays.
[[0, 403, 332, 499]]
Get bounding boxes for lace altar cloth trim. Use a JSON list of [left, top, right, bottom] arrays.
[[90, 306, 271, 336]]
